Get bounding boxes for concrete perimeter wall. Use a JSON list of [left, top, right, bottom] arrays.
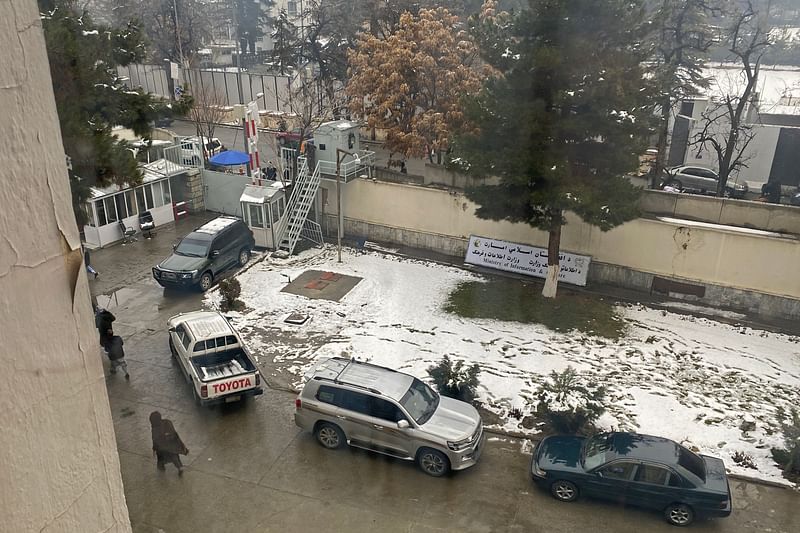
[[640, 190, 800, 235], [319, 179, 800, 318]]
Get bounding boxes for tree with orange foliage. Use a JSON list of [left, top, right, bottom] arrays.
[[347, 8, 483, 164]]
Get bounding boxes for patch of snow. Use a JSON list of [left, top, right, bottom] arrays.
[[209, 247, 800, 486]]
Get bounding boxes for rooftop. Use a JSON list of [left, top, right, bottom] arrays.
[[195, 216, 239, 235], [310, 358, 414, 401], [177, 311, 235, 341]]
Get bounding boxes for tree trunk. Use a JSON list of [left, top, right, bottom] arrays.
[[542, 220, 562, 299], [652, 98, 671, 189]]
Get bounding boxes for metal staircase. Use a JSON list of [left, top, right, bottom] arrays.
[[275, 156, 321, 255]]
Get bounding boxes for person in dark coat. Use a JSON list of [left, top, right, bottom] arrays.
[[106, 333, 129, 379], [150, 411, 188, 475], [95, 308, 115, 348]]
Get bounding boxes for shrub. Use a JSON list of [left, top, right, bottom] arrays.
[[535, 366, 607, 434], [771, 407, 800, 474], [219, 278, 243, 312], [427, 355, 480, 402], [731, 451, 757, 470]]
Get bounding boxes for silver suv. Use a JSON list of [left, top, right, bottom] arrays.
[[662, 165, 748, 198], [294, 358, 485, 477]]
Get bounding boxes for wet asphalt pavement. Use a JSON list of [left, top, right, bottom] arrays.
[[90, 214, 800, 533]]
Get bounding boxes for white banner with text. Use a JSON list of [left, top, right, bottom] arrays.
[[464, 235, 591, 286]]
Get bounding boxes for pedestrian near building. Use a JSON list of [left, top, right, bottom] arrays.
[[106, 333, 129, 379], [149, 411, 189, 475], [83, 246, 98, 278], [266, 161, 277, 180], [95, 307, 115, 348]]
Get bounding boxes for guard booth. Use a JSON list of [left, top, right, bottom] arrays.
[[239, 182, 287, 249], [313, 119, 361, 172]]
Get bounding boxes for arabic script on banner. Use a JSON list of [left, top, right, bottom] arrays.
[[464, 235, 591, 286]]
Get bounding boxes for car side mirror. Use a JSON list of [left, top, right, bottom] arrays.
[[211, 250, 220, 257], [397, 420, 410, 429], [168, 327, 176, 333], [172, 243, 177, 250]]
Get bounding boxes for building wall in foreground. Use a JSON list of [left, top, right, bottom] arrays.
[[0, 2, 131, 531]]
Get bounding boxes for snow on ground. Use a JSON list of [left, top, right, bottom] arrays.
[[208, 246, 800, 485]]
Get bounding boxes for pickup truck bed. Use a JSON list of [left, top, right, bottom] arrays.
[[188, 348, 262, 405], [192, 350, 256, 380]]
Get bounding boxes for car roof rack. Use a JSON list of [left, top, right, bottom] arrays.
[[312, 375, 381, 396]]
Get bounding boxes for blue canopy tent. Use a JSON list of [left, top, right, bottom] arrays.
[[209, 150, 250, 166]]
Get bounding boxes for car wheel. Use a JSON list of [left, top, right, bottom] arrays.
[[664, 503, 694, 527], [418, 448, 450, 477], [723, 187, 734, 198], [199, 272, 213, 292], [168, 337, 176, 359], [315, 422, 345, 450], [550, 480, 579, 502], [238, 248, 251, 267]]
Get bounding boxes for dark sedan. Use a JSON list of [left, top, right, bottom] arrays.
[[530, 432, 732, 527]]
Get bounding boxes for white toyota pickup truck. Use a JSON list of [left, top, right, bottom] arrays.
[[167, 310, 263, 406]]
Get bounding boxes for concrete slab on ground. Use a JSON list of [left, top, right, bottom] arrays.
[[281, 269, 362, 301]]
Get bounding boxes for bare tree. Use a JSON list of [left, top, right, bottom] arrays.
[[186, 84, 229, 160], [690, 0, 773, 196]]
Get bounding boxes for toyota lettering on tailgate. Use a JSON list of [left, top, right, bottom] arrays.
[[212, 377, 253, 395]]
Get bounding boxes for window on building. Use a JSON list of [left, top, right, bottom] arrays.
[[272, 200, 280, 224], [136, 187, 147, 212], [95, 199, 107, 226], [103, 196, 118, 223], [144, 184, 154, 209], [248, 204, 264, 228], [114, 192, 128, 220], [125, 190, 136, 217], [278, 197, 286, 218], [287, 1, 297, 15]]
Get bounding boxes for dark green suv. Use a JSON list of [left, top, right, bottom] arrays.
[[153, 217, 255, 291]]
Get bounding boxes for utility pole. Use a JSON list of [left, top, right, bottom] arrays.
[[173, 0, 185, 68]]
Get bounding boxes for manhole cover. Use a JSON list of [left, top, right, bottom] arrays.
[[285, 313, 310, 325]]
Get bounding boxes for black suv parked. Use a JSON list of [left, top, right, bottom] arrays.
[[153, 217, 255, 291]]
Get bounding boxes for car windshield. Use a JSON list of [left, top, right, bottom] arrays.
[[400, 378, 439, 425], [678, 445, 706, 481], [582, 434, 613, 470], [174, 238, 209, 257]]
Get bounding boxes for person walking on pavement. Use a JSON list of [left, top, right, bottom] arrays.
[[106, 332, 130, 379], [95, 307, 115, 348], [149, 411, 189, 475]]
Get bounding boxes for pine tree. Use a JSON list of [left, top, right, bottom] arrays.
[[39, 0, 187, 225], [453, 0, 654, 298]]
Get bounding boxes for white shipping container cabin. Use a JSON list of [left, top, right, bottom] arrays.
[[313, 119, 361, 170], [239, 182, 287, 249], [82, 160, 181, 248]]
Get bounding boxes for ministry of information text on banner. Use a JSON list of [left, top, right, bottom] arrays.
[[464, 235, 591, 286]]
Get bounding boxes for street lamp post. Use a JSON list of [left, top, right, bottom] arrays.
[[336, 148, 359, 263]]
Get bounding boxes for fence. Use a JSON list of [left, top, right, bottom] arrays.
[[202, 169, 251, 216], [118, 64, 297, 113]]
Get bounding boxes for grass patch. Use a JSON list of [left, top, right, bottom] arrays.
[[444, 279, 625, 339]]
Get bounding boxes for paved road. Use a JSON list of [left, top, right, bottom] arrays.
[[90, 220, 800, 532]]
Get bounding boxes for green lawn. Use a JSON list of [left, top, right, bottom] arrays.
[[444, 278, 625, 339]]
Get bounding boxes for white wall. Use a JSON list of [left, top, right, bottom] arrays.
[[0, 1, 131, 530]]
